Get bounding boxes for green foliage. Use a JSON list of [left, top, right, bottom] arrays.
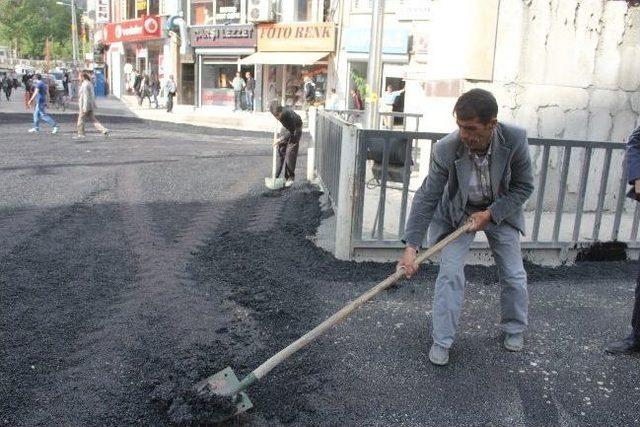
[[0, 0, 78, 60], [350, 70, 368, 100]]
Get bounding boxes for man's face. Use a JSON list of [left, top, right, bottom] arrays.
[[456, 116, 496, 153]]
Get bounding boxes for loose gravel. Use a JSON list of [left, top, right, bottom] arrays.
[[1, 113, 639, 426]]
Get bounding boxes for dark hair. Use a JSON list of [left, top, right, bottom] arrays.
[[82, 72, 91, 81], [270, 103, 283, 116], [453, 88, 498, 123], [35, 73, 41, 80]]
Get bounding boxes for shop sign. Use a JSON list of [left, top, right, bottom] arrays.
[[190, 24, 256, 48], [216, 6, 241, 22], [96, 0, 110, 24], [343, 27, 408, 54], [103, 16, 163, 43], [396, 0, 434, 21], [136, 0, 147, 11], [202, 89, 234, 107], [257, 23, 335, 52]]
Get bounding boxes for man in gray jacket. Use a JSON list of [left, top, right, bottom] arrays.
[[398, 88, 534, 366], [75, 72, 108, 138]]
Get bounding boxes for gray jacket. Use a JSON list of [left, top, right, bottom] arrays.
[[78, 80, 96, 112], [403, 122, 534, 247]]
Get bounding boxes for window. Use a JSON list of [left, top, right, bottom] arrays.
[[190, 0, 242, 25], [191, 0, 215, 25], [296, 0, 313, 21], [350, 0, 398, 13], [149, 0, 159, 15]]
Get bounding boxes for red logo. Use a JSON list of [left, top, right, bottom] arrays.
[[144, 17, 158, 35]]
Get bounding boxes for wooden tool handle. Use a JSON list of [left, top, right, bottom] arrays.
[[251, 221, 473, 381]]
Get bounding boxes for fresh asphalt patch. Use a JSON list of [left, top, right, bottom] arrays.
[[0, 113, 638, 426]]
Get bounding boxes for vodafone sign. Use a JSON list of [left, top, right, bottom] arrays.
[[104, 16, 163, 43]]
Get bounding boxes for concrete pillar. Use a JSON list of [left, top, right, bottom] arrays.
[[335, 125, 358, 260]]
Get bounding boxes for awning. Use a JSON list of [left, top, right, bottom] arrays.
[[239, 51, 329, 65]]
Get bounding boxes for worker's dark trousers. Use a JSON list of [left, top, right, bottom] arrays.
[[632, 263, 640, 341], [275, 128, 302, 180]]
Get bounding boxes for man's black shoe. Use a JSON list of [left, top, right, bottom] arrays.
[[606, 336, 640, 354]]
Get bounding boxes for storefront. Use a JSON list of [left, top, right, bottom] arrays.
[[239, 22, 335, 112], [191, 24, 257, 109], [103, 15, 166, 98], [342, 26, 410, 111]]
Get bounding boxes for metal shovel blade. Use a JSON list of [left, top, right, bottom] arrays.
[[194, 366, 254, 417], [265, 177, 285, 190]]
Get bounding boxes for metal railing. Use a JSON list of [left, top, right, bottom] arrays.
[[314, 110, 352, 208], [352, 129, 446, 244], [349, 129, 638, 251], [325, 109, 422, 131], [313, 110, 640, 260], [378, 111, 422, 131]]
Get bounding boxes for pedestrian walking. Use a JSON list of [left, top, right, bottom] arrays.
[[23, 73, 33, 110], [133, 69, 142, 101], [150, 73, 160, 109], [164, 75, 177, 113], [380, 85, 404, 129], [303, 76, 316, 121], [270, 104, 303, 188], [244, 71, 255, 112], [28, 74, 59, 134], [74, 72, 109, 139], [397, 88, 534, 366], [606, 125, 640, 355], [139, 74, 152, 107], [231, 72, 245, 111], [2, 76, 12, 101], [63, 71, 69, 96]]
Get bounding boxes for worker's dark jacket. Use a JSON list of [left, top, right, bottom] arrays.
[[279, 109, 303, 134], [627, 126, 640, 200]]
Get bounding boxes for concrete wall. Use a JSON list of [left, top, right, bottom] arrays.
[[409, 0, 640, 213]]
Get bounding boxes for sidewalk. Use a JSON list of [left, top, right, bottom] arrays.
[[118, 95, 281, 133]]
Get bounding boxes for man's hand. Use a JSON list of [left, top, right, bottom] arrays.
[[397, 246, 418, 278], [469, 209, 492, 232]]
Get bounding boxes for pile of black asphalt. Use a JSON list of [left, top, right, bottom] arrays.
[[1, 113, 638, 426]]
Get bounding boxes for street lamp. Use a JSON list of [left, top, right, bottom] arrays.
[[56, 0, 80, 68]]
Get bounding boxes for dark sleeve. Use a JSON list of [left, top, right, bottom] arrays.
[[627, 126, 640, 185]]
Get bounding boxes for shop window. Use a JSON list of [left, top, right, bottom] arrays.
[[191, 0, 215, 25], [216, 0, 242, 24], [149, 0, 160, 15], [201, 63, 237, 107], [350, 0, 398, 13], [190, 0, 242, 25], [296, 0, 313, 21], [126, 0, 136, 20]]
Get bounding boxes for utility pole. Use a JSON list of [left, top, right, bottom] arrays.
[[71, 0, 79, 67], [365, 0, 385, 129]]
